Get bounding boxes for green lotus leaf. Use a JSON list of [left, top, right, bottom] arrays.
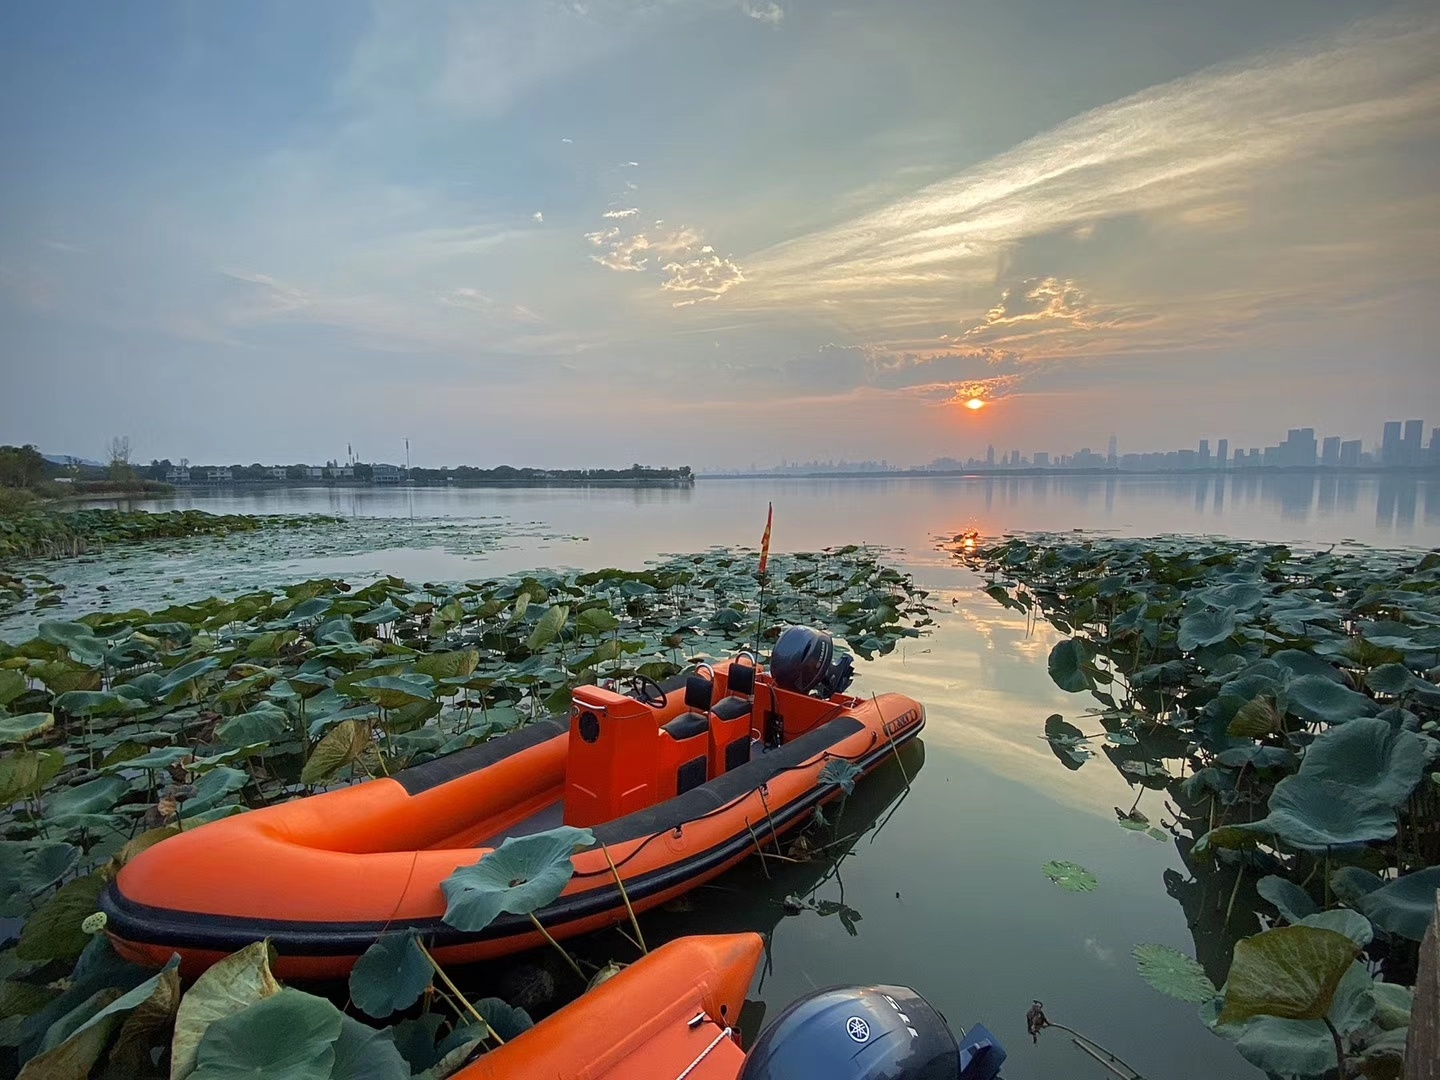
[[331, 1014, 410, 1080], [301, 719, 378, 785], [413, 649, 480, 681], [216, 703, 290, 748], [102, 744, 191, 772], [1132, 944, 1216, 1003], [0, 668, 27, 706], [348, 931, 433, 1020], [443, 825, 596, 931], [1366, 663, 1417, 696], [1369, 981, 1413, 1030], [0, 712, 54, 745], [191, 988, 341, 1080], [157, 656, 224, 699], [347, 674, 437, 710], [170, 939, 281, 1080], [1296, 716, 1427, 807], [1047, 639, 1093, 693], [355, 600, 405, 626], [575, 607, 620, 638], [1041, 860, 1097, 893], [44, 775, 131, 821], [0, 839, 78, 917], [0, 748, 66, 803], [15, 873, 107, 963], [38, 621, 104, 665], [1328, 866, 1385, 909], [185, 766, 249, 815], [53, 690, 130, 717], [1350, 866, 1440, 941], [818, 759, 862, 794], [526, 605, 571, 652], [1043, 714, 1091, 770], [1178, 606, 1237, 652], [1256, 875, 1318, 924], [1286, 674, 1378, 726], [1219, 925, 1357, 1024], [1297, 909, 1373, 947], [1210, 775, 1396, 851]]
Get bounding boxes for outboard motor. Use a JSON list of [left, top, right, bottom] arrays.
[[770, 626, 855, 698], [738, 984, 1006, 1080]]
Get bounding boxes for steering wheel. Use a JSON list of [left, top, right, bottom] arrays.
[[630, 675, 668, 709]]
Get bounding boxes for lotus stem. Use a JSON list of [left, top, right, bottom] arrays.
[[1031, 1016, 1145, 1079], [601, 843, 647, 955], [527, 912, 585, 982], [1224, 864, 1243, 927], [415, 939, 505, 1045], [873, 692, 911, 790], [758, 785, 783, 852], [745, 818, 772, 879], [1323, 1016, 1345, 1076]]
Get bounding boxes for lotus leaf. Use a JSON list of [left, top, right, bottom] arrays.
[[0, 748, 65, 803], [15, 873, 106, 962], [355, 600, 405, 626], [1213, 745, 1296, 770], [413, 649, 480, 681], [1328, 866, 1385, 909], [157, 657, 223, 699], [1218, 925, 1357, 1023], [0, 712, 53, 745], [818, 759, 862, 794], [37, 622, 103, 665], [1296, 716, 1427, 807], [1286, 674, 1378, 725], [575, 607, 620, 637], [331, 1014, 410, 1080], [1297, 909, 1373, 947], [0, 840, 78, 917], [185, 766, 249, 815], [1047, 639, 1093, 693], [348, 930, 432, 1019], [0, 668, 26, 706], [1348, 866, 1440, 941], [526, 605, 570, 652], [1178, 607, 1237, 652], [170, 939, 281, 1080], [53, 690, 129, 717], [1132, 944, 1216, 1003], [191, 988, 341, 1080], [348, 674, 436, 710], [1256, 875, 1318, 924], [216, 703, 290, 748], [443, 998, 534, 1044], [1043, 714, 1091, 770], [1269, 649, 1345, 683], [1211, 775, 1396, 851], [1369, 982, 1413, 1030], [103, 745, 191, 773], [44, 775, 130, 821], [442, 825, 595, 931], [301, 720, 378, 785], [1041, 860, 1097, 893]]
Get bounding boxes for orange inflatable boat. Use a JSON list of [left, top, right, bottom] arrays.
[[450, 932, 1010, 1080], [100, 628, 925, 978], [456, 933, 763, 1080]]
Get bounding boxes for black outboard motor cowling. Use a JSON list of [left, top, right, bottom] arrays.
[[770, 626, 855, 697], [738, 984, 1006, 1080]]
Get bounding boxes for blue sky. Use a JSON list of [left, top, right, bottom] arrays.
[[2, 0, 1437, 468]]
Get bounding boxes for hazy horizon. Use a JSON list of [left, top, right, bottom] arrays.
[[3, 1, 1437, 470]]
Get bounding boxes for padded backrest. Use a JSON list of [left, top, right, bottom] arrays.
[[727, 659, 756, 697], [684, 674, 714, 712]]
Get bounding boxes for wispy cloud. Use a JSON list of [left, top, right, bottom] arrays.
[[734, 15, 1440, 369], [743, 2, 783, 26], [661, 253, 745, 306], [602, 208, 640, 219]]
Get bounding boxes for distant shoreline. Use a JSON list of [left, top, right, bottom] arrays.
[[697, 465, 1440, 480]]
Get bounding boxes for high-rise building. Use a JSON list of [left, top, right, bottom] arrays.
[[1381, 421, 1402, 466], [1402, 420, 1423, 465], [1340, 440, 1362, 467], [1198, 439, 1210, 470], [986, 445, 995, 467], [1280, 428, 1317, 467], [1216, 439, 1228, 468], [1107, 434, 1118, 466], [1034, 451, 1050, 467], [1321, 436, 1341, 465]]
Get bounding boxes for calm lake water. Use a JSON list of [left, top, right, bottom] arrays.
[[32, 474, 1440, 1078]]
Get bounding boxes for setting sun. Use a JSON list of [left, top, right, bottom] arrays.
[[964, 397, 986, 411]]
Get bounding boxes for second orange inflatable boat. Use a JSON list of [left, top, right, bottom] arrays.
[[101, 630, 924, 978]]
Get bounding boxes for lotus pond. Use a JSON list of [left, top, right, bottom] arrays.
[[2, 477, 1438, 1079]]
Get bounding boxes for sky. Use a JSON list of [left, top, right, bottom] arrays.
[[1, 0, 1437, 470]]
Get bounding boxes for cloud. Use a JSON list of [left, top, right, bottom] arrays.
[[602, 208, 640, 219], [735, 15, 1440, 359], [532, 211, 544, 223], [661, 253, 746, 306], [743, 2, 783, 26], [589, 231, 651, 272]]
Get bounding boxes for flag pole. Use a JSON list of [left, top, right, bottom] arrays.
[[754, 502, 773, 660]]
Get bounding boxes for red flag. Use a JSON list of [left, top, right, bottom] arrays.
[[758, 502, 773, 576]]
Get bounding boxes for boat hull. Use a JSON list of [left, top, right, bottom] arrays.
[[101, 691, 923, 978]]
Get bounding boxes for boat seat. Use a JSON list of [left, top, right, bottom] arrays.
[[709, 695, 753, 776], [662, 713, 710, 741]]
